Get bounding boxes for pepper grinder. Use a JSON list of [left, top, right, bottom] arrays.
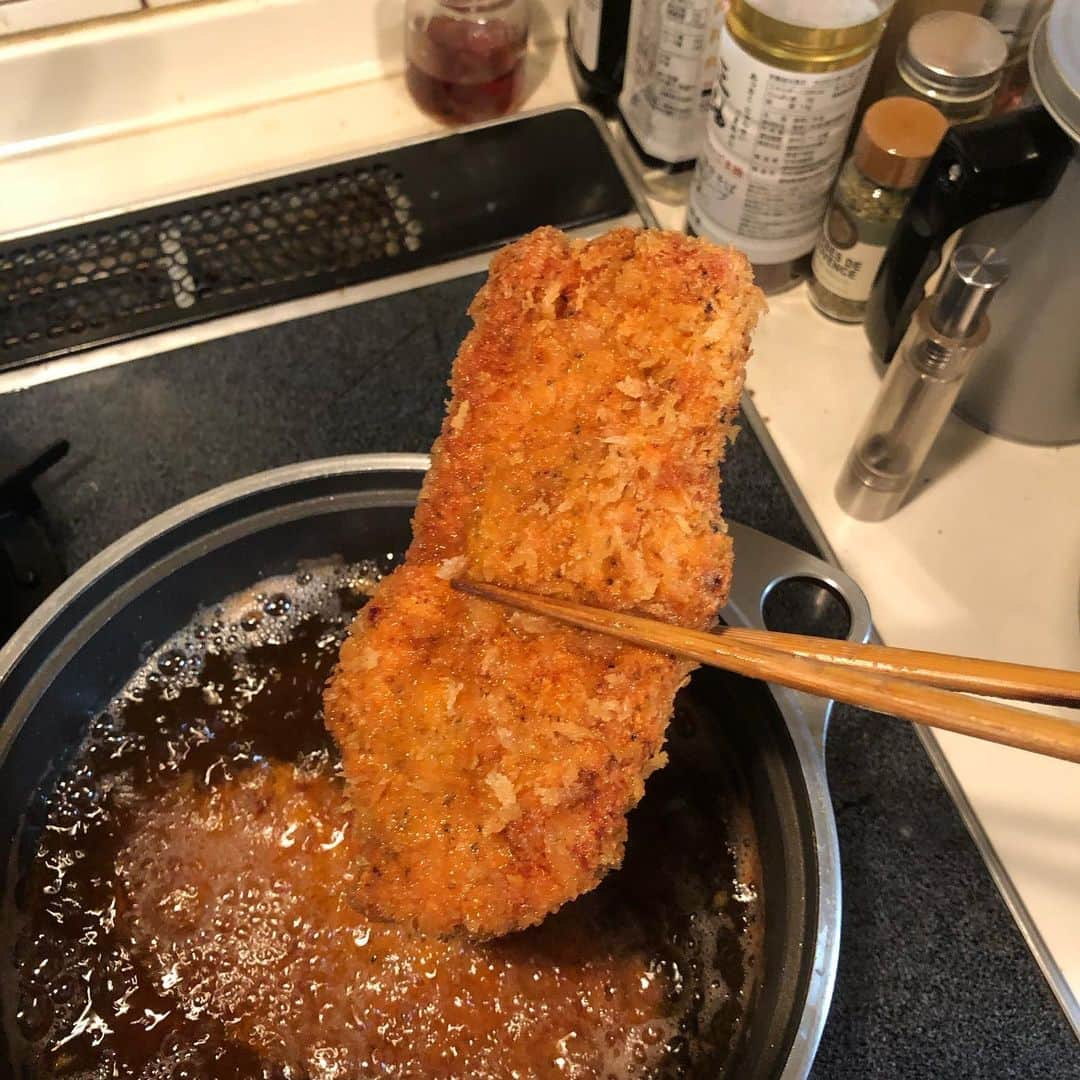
[[836, 244, 1009, 521]]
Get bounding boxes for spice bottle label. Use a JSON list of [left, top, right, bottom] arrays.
[[688, 23, 873, 259], [619, 0, 726, 164], [811, 206, 888, 301], [570, 0, 603, 72]]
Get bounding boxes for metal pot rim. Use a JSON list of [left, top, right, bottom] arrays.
[[0, 453, 861, 1078]]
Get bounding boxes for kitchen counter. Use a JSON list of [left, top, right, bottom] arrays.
[[746, 287, 1080, 1035], [1, 1, 1078, 1072]]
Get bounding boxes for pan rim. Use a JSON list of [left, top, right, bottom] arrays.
[[0, 454, 429, 703]]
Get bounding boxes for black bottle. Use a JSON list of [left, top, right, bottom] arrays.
[[567, 0, 630, 115]]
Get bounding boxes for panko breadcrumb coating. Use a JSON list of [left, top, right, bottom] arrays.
[[324, 227, 763, 937]]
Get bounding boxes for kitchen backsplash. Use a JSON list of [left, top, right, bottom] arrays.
[[0, 0, 569, 160]]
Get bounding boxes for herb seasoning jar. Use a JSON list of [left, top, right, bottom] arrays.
[[809, 96, 947, 323], [888, 10, 1007, 124]]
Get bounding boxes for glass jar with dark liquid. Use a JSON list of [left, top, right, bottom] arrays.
[[406, 0, 530, 124]]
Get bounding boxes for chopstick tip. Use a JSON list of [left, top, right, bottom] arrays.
[[450, 577, 484, 598]]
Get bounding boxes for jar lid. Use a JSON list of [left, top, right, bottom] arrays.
[[854, 97, 949, 189], [1030, 4, 1080, 143], [901, 11, 1008, 99]]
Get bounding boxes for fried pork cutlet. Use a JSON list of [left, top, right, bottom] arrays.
[[324, 227, 763, 937]]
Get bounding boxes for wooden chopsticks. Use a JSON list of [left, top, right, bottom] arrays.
[[453, 580, 1080, 764], [682, 626, 1080, 707]]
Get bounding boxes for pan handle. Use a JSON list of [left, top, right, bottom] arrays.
[[722, 522, 873, 752]]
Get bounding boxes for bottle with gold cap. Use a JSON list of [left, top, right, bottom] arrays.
[[809, 96, 948, 323]]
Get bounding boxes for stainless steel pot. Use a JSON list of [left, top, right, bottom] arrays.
[[0, 455, 872, 1078]]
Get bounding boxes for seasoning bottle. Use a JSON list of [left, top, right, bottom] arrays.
[[888, 11, 1008, 124], [567, 0, 631, 115], [687, 0, 893, 295], [617, 0, 727, 177], [809, 97, 947, 324], [846, 0, 986, 142], [836, 244, 1008, 522], [405, 0, 530, 125], [985, 0, 1053, 115]]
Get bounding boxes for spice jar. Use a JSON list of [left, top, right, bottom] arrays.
[[405, 0, 530, 125], [809, 97, 947, 323], [889, 10, 1007, 124]]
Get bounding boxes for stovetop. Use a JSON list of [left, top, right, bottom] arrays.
[[0, 109, 632, 374], [5, 274, 1076, 1076], [2, 107, 1075, 1077]]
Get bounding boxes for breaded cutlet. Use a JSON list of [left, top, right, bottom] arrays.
[[324, 227, 764, 938]]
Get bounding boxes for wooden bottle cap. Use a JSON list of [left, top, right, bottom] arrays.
[[854, 97, 949, 189]]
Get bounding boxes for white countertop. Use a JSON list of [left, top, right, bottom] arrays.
[[2, 0, 1077, 1030], [749, 289, 1080, 1029]]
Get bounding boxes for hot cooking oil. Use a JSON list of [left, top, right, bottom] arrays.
[[8, 559, 765, 1077]]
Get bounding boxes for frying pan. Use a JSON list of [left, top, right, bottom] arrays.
[[0, 455, 872, 1077]]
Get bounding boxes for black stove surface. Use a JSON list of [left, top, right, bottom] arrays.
[[1, 277, 1075, 1077], [0, 441, 67, 643]]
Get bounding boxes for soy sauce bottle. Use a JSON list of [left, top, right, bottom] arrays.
[[567, 0, 631, 115], [405, 0, 530, 125]]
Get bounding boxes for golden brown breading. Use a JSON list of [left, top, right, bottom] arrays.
[[324, 227, 763, 937]]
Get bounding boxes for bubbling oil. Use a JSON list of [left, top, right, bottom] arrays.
[[7, 557, 763, 1077]]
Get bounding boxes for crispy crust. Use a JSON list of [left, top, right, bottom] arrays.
[[324, 227, 763, 937]]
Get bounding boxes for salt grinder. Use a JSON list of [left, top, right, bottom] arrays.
[[836, 244, 1009, 521]]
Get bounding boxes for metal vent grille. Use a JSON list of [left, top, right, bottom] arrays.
[[0, 109, 640, 377], [0, 164, 421, 372]]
